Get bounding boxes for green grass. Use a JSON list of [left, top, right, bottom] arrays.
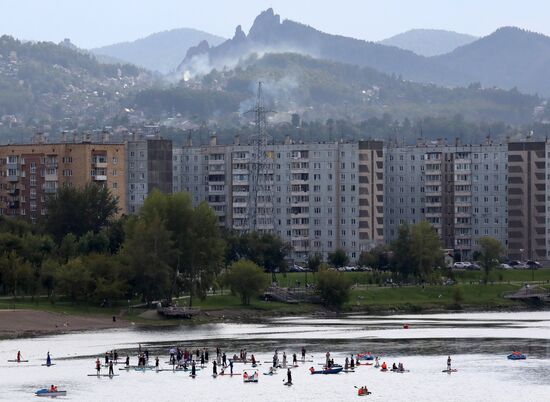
[[187, 293, 316, 314], [347, 283, 521, 310]]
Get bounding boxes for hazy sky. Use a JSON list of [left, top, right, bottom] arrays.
[[2, 0, 550, 48]]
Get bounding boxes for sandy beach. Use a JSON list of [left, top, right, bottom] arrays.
[[0, 309, 128, 338]]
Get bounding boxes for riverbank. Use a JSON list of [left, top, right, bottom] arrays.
[[2, 279, 548, 338], [0, 309, 129, 339]]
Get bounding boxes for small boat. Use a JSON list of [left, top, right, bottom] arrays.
[[358, 389, 372, 397], [35, 389, 67, 397], [507, 353, 526, 360], [310, 366, 343, 375], [243, 372, 259, 383], [356, 353, 374, 361], [442, 369, 458, 373], [8, 359, 29, 363]]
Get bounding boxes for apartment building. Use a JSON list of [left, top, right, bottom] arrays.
[[126, 138, 172, 213], [507, 142, 547, 261], [174, 137, 380, 261], [384, 141, 508, 260], [0, 142, 126, 221]]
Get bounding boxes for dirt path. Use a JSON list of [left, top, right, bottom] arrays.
[[0, 309, 128, 338]]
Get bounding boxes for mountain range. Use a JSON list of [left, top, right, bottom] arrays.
[[379, 29, 478, 57], [90, 28, 225, 74], [178, 9, 550, 97]]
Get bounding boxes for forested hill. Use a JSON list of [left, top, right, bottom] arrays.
[[178, 8, 550, 97], [379, 29, 478, 57], [134, 53, 543, 125], [0, 35, 151, 127]]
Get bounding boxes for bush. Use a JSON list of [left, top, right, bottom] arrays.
[[223, 259, 269, 305], [315, 268, 352, 309]]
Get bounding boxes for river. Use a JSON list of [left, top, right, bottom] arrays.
[[1, 311, 549, 401]]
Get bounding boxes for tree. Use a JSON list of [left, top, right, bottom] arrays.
[[306, 253, 322, 273], [137, 191, 225, 305], [55, 258, 95, 303], [315, 268, 352, 309], [409, 221, 444, 282], [121, 214, 175, 302], [328, 248, 349, 268], [358, 246, 389, 270], [223, 259, 268, 305], [222, 230, 290, 281], [478, 236, 504, 283], [43, 184, 119, 242], [391, 223, 413, 278]]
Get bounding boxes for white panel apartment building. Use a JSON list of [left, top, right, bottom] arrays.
[[173, 137, 384, 262], [384, 141, 508, 260]]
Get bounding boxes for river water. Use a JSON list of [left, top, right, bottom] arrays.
[[1, 312, 549, 401]]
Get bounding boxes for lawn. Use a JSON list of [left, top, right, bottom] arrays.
[[347, 283, 522, 310]]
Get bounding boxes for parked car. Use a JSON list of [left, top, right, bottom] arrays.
[[452, 262, 467, 269], [499, 263, 513, 270], [469, 263, 481, 270], [526, 260, 542, 269]]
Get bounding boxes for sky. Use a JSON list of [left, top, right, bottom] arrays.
[[1, 0, 550, 48]]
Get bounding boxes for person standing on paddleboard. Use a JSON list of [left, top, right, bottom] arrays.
[[287, 368, 292, 384], [447, 356, 452, 370], [108, 361, 114, 376], [213, 360, 217, 376], [191, 360, 196, 376], [96, 358, 101, 374]]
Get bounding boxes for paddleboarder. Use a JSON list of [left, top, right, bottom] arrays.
[[447, 356, 452, 371], [155, 356, 159, 370], [95, 358, 101, 375], [229, 360, 234, 375], [46, 352, 51, 366], [213, 360, 217, 376], [104, 352, 109, 365], [16, 351, 22, 363], [125, 355, 130, 367], [301, 346, 306, 360], [191, 360, 196, 376], [108, 361, 114, 376], [293, 353, 297, 365], [287, 368, 292, 384]]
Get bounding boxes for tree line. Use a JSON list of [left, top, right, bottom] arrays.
[[0, 185, 291, 306]]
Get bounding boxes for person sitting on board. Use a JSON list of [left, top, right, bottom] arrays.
[[392, 362, 398, 370], [49, 385, 57, 392], [243, 371, 248, 380], [398, 362, 404, 372], [381, 362, 387, 370], [359, 386, 369, 395]]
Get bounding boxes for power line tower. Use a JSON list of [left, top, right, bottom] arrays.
[[246, 82, 275, 233]]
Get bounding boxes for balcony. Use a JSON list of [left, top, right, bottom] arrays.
[[93, 175, 107, 181], [93, 161, 108, 168], [7, 175, 19, 182], [45, 173, 57, 181]]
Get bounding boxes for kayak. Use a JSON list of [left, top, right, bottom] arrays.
[[442, 369, 458, 373], [8, 360, 29, 363], [358, 389, 372, 396], [35, 389, 67, 397], [310, 366, 343, 375], [243, 372, 259, 383], [507, 353, 526, 360]]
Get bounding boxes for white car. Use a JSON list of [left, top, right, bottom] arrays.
[[453, 262, 467, 269], [499, 263, 513, 270]]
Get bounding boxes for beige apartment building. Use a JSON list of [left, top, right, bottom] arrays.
[[0, 142, 126, 222]]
